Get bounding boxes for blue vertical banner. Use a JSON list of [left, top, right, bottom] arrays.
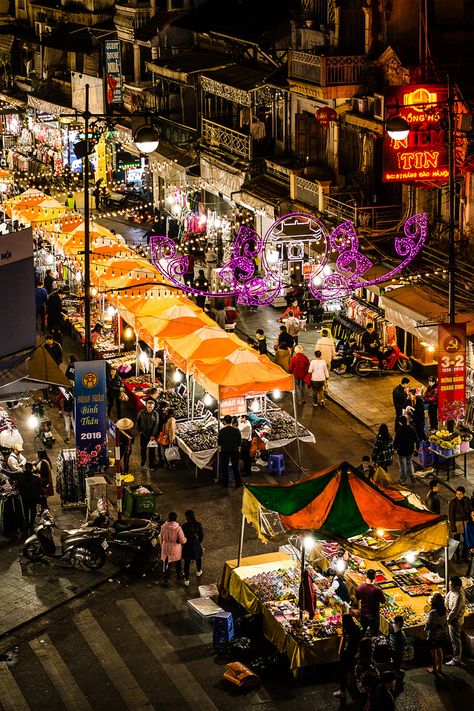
[[74, 361, 108, 466]]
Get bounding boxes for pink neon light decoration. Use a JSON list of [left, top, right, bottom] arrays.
[[149, 212, 428, 305]]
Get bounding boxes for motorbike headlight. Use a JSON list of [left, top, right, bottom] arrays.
[[27, 414, 39, 429]]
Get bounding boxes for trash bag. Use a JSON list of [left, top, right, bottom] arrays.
[[219, 636, 256, 662], [235, 613, 263, 642], [248, 651, 287, 678]]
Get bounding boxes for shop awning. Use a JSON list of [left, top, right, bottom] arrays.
[[27, 95, 76, 117], [192, 348, 294, 401], [382, 285, 474, 344], [145, 51, 233, 84], [165, 327, 244, 373], [0, 345, 71, 400], [242, 461, 448, 560]]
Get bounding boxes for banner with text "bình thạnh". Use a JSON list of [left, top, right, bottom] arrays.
[[74, 361, 108, 466], [437, 323, 466, 423]]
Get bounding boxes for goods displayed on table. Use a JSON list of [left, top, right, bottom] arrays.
[[155, 389, 190, 421], [176, 417, 218, 453], [107, 354, 137, 375], [429, 429, 472, 455], [243, 566, 345, 647], [258, 410, 313, 444]]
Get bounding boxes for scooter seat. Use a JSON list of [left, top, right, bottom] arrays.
[[113, 518, 149, 532], [61, 529, 80, 541]]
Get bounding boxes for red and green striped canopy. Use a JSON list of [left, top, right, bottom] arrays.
[[245, 462, 443, 539]]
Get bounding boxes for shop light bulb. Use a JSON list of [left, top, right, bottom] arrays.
[[376, 528, 385, 537], [139, 350, 149, 369], [166, 195, 175, 205], [91, 287, 98, 297], [215, 218, 221, 228], [405, 551, 416, 564], [427, 344, 435, 353], [272, 389, 282, 399], [172, 203, 181, 216], [203, 393, 213, 406], [124, 327, 133, 339], [27, 414, 39, 429], [250, 399, 260, 413], [323, 265, 333, 276], [312, 275, 322, 286], [107, 305, 117, 317], [46, 254, 54, 265], [75, 271, 82, 282], [335, 558, 346, 574], [173, 370, 183, 383], [303, 535, 315, 551]]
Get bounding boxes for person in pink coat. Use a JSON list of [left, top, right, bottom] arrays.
[[160, 512, 187, 587]]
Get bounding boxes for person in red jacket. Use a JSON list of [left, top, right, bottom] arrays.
[[289, 344, 310, 404]]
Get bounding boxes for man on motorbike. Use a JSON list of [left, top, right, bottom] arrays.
[[361, 323, 384, 369]]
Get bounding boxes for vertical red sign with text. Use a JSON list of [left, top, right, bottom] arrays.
[[437, 323, 466, 423], [383, 84, 448, 183]]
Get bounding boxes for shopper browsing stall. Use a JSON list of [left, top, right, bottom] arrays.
[[355, 568, 386, 636], [393, 415, 419, 485], [218, 415, 242, 488], [136, 398, 160, 469], [107, 366, 123, 419], [238, 415, 252, 476], [425, 592, 447, 673], [315, 328, 336, 370], [44, 334, 63, 366], [160, 512, 187, 587], [7, 443, 26, 472], [448, 487, 471, 563]]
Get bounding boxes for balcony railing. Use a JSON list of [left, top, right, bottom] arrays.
[[295, 176, 318, 207], [123, 84, 155, 112], [155, 115, 198, 146], [323, 194, 404, 230], [265, 159, 291, 186], [201, 118, 252, 161], [289, 50, 366, 86]]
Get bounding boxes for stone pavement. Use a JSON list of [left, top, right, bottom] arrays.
[[0, 399, 121, 640]]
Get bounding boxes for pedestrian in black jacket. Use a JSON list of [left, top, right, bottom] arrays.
[[425, 479, 441, 514], [17, 462, 43, 532], [393, 415, 419, 484], [135, 399, 160, 468], [106, 367, 123, 418], [181, 510, 204, 586], [392, 377, 410, 424], [44, 334, 63, 365], [448, 486, 471, 562], [46, 290, 65, 334]]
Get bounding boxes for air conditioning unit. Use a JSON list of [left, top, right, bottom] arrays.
[[353, 98, 368, 114], [374, 93, 384, 120], [35, 22, 52, 38]]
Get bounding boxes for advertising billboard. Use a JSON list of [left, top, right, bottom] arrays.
[[383, 84, 449, 183], [105, 40, 123, 106]]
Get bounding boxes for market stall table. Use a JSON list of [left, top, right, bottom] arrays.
[[428, 447, 473, 481], [219, 552, 341, 676]]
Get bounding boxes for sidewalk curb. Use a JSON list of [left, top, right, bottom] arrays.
[[326, 392, 375, 432]]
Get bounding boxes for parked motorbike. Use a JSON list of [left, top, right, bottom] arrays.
[[31, 402, 55, 449], [87, 500, 162, 559], [23, 509, 109, 569], [353, 344, 413, 377]]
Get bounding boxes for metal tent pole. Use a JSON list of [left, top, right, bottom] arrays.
[[237, 513, 245, 567], [163, 350, 167, 389], [191, 376, 196, 420], [299, 538, 306, 621], [83, 83, 92, 361], [292, 389, 302, 470]]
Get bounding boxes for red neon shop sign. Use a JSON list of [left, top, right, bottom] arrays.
[[383, 85, 449, 183]]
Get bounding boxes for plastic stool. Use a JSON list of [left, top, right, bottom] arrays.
[[213, 611, 235, 648], [268, 453, 285, 476]]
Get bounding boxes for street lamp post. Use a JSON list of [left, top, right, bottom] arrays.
[[70, 87, 160, 360], [83, 84, 92, 361], [386, 83, 458, 323]]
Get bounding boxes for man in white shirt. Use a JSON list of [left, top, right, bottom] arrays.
[[204, 244, 218, 281], [308, 350, 329, 407], [238, 415, 253, 476]]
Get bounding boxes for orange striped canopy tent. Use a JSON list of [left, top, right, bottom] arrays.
[[134, 303, 214, 350], [0, 168, 13, 183], [164, 327, 245, 373], [242, 461, 449, 560], [191, 348, 294, 401], [5, 189, 71, 223]]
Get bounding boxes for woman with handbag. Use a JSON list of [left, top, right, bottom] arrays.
[[160, 409, 178, 468], [181, 510, 204, 586]]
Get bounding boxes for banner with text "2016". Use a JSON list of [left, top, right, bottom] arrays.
[[74, 361, 108, 467], [437, 323, 466, 423]]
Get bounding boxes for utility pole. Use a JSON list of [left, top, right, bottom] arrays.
[[447, 76, 456, 324]]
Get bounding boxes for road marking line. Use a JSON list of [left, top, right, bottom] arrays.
[[74, 608, 154, 710], [29, 634, 93, 711], [0, 661, 29, 711], [117, 598, 219, 711]]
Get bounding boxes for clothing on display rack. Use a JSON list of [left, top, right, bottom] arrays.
[[56, 449, 86, 505]]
